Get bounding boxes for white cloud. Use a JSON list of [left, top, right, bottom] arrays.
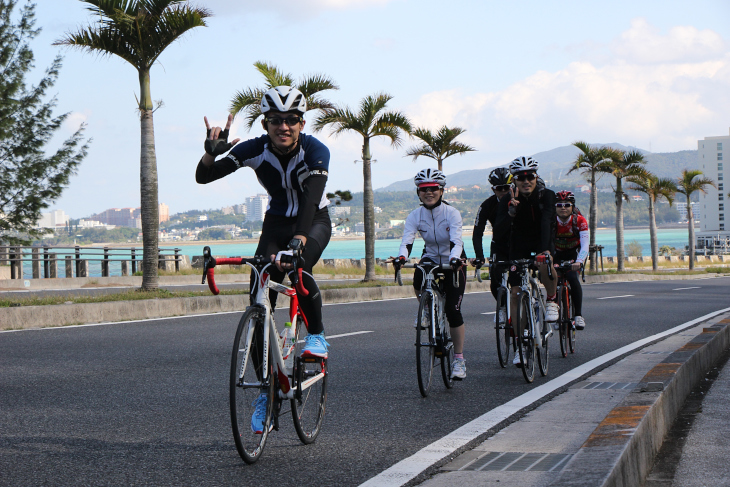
[[200, 0, 399, 18], [407, 20, 730, 155], [62, 111, 89, 132]]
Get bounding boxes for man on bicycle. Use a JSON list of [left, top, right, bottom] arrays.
[[554, 191, 588, 330], [196, 86, 332, 432], [494, 156, 558, 366], [396, 169, 468, 380], [472, 167, 512, 320]]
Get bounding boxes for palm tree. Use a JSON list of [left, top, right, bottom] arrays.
[[676, 169, 715, 270], [313, 93, 412, 281], [230, 61, 338, 130], [568, 142, 613, 271], [55, 0, 209, 290], [627, 172, 677, 271], [602, 149, 648, 271], [405, 126, 475, 172]]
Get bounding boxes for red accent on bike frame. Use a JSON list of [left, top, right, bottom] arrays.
[[277, 368, 291, 394], [295, 268, 309, 297], [260, 271, 269, 290]]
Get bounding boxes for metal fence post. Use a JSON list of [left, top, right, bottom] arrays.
[[32, 248, 40, 279], [131, 247, 137, 274], [65, 256, 73, 278], [10, 247, 16, 279], [75, 245, 81, 278], [174, 248, 180, 272], [102, 247, 109, 277], [49, 253, 57, 278], [43, 246, 50, 278]]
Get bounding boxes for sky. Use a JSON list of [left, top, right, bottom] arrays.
[[23, 0, 730, 219]]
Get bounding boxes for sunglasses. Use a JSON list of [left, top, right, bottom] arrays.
[[515, 173, 536, 182], [493, 185, 511, 192], [556, 202, 573, 208], [418, 186, 441, 193], [266, 115, 302, 126]]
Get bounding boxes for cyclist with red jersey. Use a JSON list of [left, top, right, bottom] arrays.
[[554, 191, 588, 330]]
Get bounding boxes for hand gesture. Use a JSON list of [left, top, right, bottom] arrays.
[[507, 186, 520, 216], [203, 114, 240, 156]]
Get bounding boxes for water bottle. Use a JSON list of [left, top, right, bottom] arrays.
[[282, 322, 296, 370]]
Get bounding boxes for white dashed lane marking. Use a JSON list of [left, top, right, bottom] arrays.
[[597, 295, 635, 300], [673, 286, 701, 291]]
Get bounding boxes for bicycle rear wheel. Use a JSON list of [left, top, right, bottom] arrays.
[[230, 307, 274, 464], [516, 293, 535, 383], [568, 291, 577, 354], [291, 316, 327, 444], [440, 319, 455, 389], [495, 287, 510, 368], [559, 285, 568, 358], [416, 292, 435, 397]]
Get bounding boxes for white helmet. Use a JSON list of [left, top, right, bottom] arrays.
[[509, 156, 539, 174], [260, 86, 307, 114], [414, 168, 446, 188]]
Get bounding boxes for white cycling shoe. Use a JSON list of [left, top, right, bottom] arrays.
[[545, 301, 559, 322], [513, 350, 522, 367], [574, 316, 586, 330]]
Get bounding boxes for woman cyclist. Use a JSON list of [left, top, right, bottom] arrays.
[[196, 86, 332, 433], [553, 190, 588, 330], [395, 169, 468, 380]]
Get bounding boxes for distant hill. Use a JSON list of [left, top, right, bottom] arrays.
[[376, 144, 699, 192]]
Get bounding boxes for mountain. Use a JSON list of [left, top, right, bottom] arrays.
[[376, 144, 699, 192]]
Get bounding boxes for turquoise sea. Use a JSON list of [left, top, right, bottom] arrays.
[[181, 227, 692, 260]]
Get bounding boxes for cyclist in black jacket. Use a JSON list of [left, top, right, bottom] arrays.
[[494, 156, 557, 366], [472, 167, 513, 306]]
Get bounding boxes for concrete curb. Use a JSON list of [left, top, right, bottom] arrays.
[[555, 316, 730, 486], [0, 281, 488, 330]]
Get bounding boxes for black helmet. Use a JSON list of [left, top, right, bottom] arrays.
[[488, 167, 513, 187]]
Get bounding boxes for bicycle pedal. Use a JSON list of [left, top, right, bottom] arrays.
[[452, 377, 464, 381]]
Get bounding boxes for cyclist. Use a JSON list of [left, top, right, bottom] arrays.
[[472, 167, 513, 321], [395, 168, 468, 380], [493, 156, 558, 366], [196, 86, 332, 433], [554, 190, 588, 330]]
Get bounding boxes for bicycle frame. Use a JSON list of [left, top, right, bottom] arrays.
[[513, 260, 547, 352]]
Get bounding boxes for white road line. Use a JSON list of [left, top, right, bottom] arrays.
[[358, 306, 730, 487], [673, 286, 701, 291], [597, 294, 634, 300], [481, 311, 496, 315], [327, 331, 374, 339]]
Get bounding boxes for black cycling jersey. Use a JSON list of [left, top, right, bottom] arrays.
[[473, 194, 509, 261], [494, 180, 556, 259]]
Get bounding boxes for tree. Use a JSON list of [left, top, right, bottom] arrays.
[[568, 142, 613, 271], [314, 93, 412, 281], [405, 126, 475, 172], [55, 0, 210, 290], [230, 61, 338, 130], [602, 149, 647, 271], [676, 169, 715, 270], [0, 0, 88, 245], [627, 172, 677, 271]]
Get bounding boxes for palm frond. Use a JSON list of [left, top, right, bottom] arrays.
[[254, 60, 294, 87], [297, 73, 339, 97], [677, 168, 715, 196], [404, 145, 437, 162]]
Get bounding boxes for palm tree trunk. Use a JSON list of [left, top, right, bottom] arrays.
[[649, 197, 658, 272], [687, 194, 695, 271], [615, 177, 624, 272], [362, 137, 376, 281], [138, 68, 159, 290], [437, 158, 443, 172], [589, 170, 597, 272]]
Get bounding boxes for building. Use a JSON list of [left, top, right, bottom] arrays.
[[696, 129, 730, 253], [92, 203, 169, 227], [675, 202, 701, 223], [159, 203, 169, 223], [234, 203, 247, 216], [221, 206, 234, 215], [246, 194, 269, 222], [330, 206, 351, 217], [35, 209, 69, 229], [698, 129, 729, 233]]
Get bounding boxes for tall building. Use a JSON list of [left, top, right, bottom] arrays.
[[35, 210, 69, 229], [159, 203, 169, 223], [698, 129, 729, 233], [676, 202, 701, 223], [246, 194, 269, 222]]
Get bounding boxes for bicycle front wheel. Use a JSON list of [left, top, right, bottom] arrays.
[[416, 292, 435, 397], [536, 297, 549, 377], [559, 285, 569, 358], [568, 291, 576, 354], [230, 307, 274, 464], [516, 293, 535, 383], [495, 287, 510, 368]]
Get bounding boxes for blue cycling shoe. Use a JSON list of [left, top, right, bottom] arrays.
[[301, 333, 330, 359], [250, 393, 268, 434]]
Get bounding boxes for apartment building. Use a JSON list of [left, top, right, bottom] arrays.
[[697, 129, 730, 253]]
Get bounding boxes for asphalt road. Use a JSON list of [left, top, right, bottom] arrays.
[[1, 276, 729, 486]]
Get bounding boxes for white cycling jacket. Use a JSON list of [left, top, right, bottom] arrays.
[[399, 202, 464, 264]]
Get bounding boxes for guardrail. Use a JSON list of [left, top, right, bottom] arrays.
[[0, 245, 186, 280]]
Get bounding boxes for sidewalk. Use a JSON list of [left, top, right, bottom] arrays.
[[407, 310, 730, 487]]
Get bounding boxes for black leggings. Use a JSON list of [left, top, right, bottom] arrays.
[[563, 270, 583, 316], [412, 260, 466, 328], [251, 209, 332, 335]]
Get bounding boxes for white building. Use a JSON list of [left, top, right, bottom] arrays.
[[35, 209, 69, 229], [246, 194, 269, 222], [330, 206, 351, 217], [698, 129, 728, 233], [675, 202, 701, 223], [234, 203, 247, 216], [221, 206, 234, 215]]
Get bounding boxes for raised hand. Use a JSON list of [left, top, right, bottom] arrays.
[[203, 114, 240, 156]]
